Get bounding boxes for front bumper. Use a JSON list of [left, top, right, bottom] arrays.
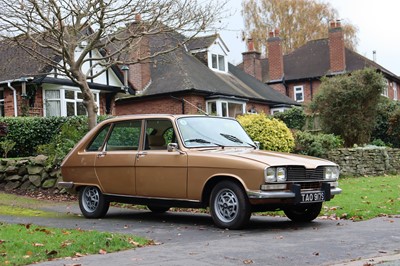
[[247, 183, 342, 203]]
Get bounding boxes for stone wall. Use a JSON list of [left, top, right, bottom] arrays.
[[0, 155, 64, 192], [327, 147, 400, 176]]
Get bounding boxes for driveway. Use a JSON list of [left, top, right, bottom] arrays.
[[1, 203, 399, 266]]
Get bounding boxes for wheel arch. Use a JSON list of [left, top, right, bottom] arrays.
[[201, 175, 248, 207]]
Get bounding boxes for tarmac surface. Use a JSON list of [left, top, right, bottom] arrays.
[[1, 201, 399, 266]]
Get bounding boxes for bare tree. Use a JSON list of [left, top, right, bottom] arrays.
[[242, 0, 358, 55], [0, 0, 226, 129]]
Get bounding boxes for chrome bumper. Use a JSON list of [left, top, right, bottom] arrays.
[[57, 181, 74, 189], [248, 187, 342, 199]]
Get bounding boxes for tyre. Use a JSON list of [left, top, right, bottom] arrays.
[[210, 181, 251, 230], [79, 186, 110, 218], [284, 202, 322, 222], [147, 205, 170, 213]]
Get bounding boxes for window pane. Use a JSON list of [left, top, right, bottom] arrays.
[[106, 121, 141, 150], [46, 101, 61, 116], [228, 103, 243, 118], [207, 102, 217, 115], [77, 92, 83, 99], [77, 102, 87, 115], [66, 102, 75, 116], [87, 124, 111, 151], [65, 90, 75, 99], [211, 54, 218, 69], [222, 102, 227, 117], [218, 55, 225, 71], [45, 90, 60, 99]]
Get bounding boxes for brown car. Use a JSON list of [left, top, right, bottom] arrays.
[[60, 114, 341, 229]]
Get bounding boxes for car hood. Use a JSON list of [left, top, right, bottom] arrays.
[[205, 148, 336, 168]]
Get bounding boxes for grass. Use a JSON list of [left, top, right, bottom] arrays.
[[0, 223, 149, 266], [323, 175, 400, 220]]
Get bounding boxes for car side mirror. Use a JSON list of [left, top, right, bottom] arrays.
[[167, 143, 179, 152]]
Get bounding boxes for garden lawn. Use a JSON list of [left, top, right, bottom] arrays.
[[0, 223, 149, 266], [323, 175, 400, 220]]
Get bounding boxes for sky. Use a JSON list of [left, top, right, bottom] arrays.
[[217, 0, 400, 76]]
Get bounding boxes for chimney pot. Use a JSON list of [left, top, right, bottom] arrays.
[[274, 29, 280, 36], [247, 38, 254, 51], [268, 31, 274, 38]]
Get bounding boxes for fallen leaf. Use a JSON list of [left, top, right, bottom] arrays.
[[99, 249, 107, 255], [46, 250, 58, 256], [74, 252, 85, 257], [243, 259, 254, 264], [33, 243, 44, 247], [0, 240, 5, 245]]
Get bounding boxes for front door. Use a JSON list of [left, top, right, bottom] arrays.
[[135, 119, 188, 199]]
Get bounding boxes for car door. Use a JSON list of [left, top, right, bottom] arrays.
[[135, 119, 188, 199], [94, 120, 141, 195]]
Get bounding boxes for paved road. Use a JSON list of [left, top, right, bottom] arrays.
[[1, 202, 399, 266]]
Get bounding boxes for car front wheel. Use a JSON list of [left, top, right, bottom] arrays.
[[284, 202, 322, 222], [210, 181, 251, 230], [79, 186, 110, 219]]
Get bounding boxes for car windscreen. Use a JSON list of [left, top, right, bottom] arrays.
[[176, 117, 255, 148]]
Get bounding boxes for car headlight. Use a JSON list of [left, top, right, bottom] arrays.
[[324, 166, 340, 181], [264, 167, 287, 183]]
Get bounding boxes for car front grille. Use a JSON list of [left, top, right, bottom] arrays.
[[287, 166, 324, 181]]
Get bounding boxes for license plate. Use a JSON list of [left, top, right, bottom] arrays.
[[301, 191, 325, 203]]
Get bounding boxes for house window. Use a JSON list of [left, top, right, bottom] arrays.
[[0, 89, 4, 117], [382, 79, 389, 97], [394, 82, 398, 101], [206, 99, 245, 118], [211, 53, 226, 72], [294, 86, 304, 102], [44, 88, 99, 117]]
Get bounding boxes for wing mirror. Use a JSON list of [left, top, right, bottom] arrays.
[[167, 143, 179, 152]]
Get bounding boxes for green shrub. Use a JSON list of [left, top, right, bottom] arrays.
[[0, 139, 16, 158], [237, 113, 294, 152], [371, 98, 400, 147], [0, 117, 67, 157], [273, 106, 306, 130], [294, 131, 343, 158], [388, 108, 400, 148]]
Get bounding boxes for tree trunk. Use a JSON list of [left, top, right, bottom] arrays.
[[76, 73, 98, 130]]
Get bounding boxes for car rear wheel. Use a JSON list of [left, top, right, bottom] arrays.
[[79, 186, 110, 218], [284, 202, 322, 222], [147, 205, 170, 213], [210, 181, 251, 230]]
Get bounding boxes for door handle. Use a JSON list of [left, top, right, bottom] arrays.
[[97, 152, 106, 158], [137, 151, 148, 158]]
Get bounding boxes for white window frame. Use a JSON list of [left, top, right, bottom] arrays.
[[206, 99, 246, 118], [294, 85, 304, 102], [208, 53, 228, 73], [270, 107, 290, 115], [394, 82, 398, 101], [43, 87, 100, 117], [382, 79, 389, 97]]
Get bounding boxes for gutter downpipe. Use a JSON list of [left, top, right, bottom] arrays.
[[7, 81, 18, 117]]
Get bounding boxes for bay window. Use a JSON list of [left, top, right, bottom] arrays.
[[206, 99, 246, 118]]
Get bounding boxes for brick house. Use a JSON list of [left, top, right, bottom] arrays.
[[0, 25, 297, 119], [241, 21, 400, 105], [0, 39, 126, 117], [114, 33, 298, 117]]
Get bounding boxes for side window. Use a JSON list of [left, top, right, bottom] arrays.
[[106, 120, 141, 151], [87, 124, 111, 151], [145, 119, 174, 150]]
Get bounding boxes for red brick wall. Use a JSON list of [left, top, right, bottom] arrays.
[[115, 95, 206, 116], [3, 85, 44, 117], [247, 102, 271, 115], [242, 51, 262, 81], [287, 80, 322, 103]]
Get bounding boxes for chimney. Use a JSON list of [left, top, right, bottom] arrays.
[[129, 36, 151, 92], [267, 29, 284, 81], [328, 20, 346, 73], [242, 38, 262, 81]]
